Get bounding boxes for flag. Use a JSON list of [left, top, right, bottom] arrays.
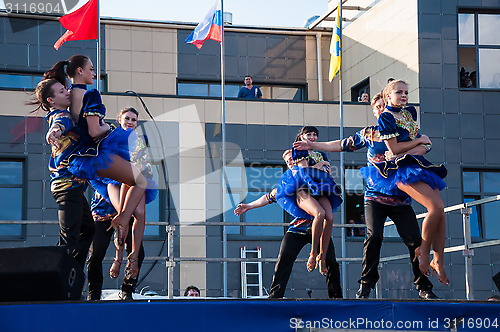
[[329, 2, 341, 82], [54, 0, 98, 50], [185, 0, 222, 49]]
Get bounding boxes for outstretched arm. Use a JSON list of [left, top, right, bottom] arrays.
[[293, 139, 342, 152], [234, 193, 272, 216]]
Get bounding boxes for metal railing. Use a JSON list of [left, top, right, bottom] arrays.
[[1, 195, 499, 300]]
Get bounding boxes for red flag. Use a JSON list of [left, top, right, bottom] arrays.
[[54, 0, 98, 50]]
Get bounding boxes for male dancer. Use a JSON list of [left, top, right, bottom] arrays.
[[294, 95, 437, 299], [234, 150, 342, 298]]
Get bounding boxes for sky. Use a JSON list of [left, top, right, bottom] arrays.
[[100, 0, 327, 28], [0, 0, 328, 28]]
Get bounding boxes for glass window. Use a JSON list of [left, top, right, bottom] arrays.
[[231, 164, 285, 237], [178, 83, 208, 96], [462, 169, 500, 240], [143, 163, 166, 237], [0, 160, 24, 239], [463, 171, 480, 192], [458, 13, 475, 45], [479, 49, 500, 88], [344, 167, 366, 238], [458, 11, 500, 89], [478, 14, 500, 45]]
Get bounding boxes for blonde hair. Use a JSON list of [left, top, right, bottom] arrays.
[[382, 79, 408, 104], [282, 149, 292, 160]]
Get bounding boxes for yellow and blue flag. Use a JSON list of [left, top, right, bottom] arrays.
[[329, 2, 341, 81]]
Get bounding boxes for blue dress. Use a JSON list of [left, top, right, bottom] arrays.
[[66, 84, 134, 180], [360, 105, 447, 195], [89, 134, 158, 205], [275, 148, 342, 219]]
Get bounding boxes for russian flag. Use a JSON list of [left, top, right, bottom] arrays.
[[185, 0, 222, 49]]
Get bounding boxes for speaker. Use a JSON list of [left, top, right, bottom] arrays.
[[0, 246, 84, 302]]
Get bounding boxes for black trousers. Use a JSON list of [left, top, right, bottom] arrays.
[[87, 219, 145, 297], [268, 231, 342, 299], [359, 200, 433, 291], [52, 186, 95, 269]]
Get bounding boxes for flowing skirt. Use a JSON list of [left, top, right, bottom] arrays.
[[275, 167, 342, 219], [361, 154, 447, 196]]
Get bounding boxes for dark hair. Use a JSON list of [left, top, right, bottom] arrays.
[[294, 126, 319, 142], [44, 55, 90, 86], [117, 107, 139, 122], [244, 75, 252, 79], [29, 78, 60, 112], [184, 285, 200, 296]]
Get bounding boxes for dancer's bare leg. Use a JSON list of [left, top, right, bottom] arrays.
[[316, 196, 333, 275], [398, 181, 446, 280], [296, 190, 326, 272]]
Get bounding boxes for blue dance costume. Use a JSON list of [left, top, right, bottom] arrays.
[[275, 148, 342, 219], [90, 134, 158, 205], [66, 84, 134, 180], [361, 105, 447, 196]]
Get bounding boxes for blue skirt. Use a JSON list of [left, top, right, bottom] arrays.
[[361, 154, 447, 196], [275, 167, 342, 219], [67, 127, 135, 180], [90, 177, 158, 205]]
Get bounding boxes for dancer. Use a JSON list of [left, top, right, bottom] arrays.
[[44, 55, 147, 246], [91, 107, 157, 279], [363, 80, 448, 285], [275, 126, 342, 275], [35, 78, 94, 269], [294, 93, 438, 299], [234, 150, 342, 298], [86, 190, 145, 300]]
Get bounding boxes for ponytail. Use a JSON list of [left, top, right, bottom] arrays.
[[44, 60, 69, 86]]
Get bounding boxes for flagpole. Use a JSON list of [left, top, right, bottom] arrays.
[[96, 0, 100, 92], [220, 0, 228, 298], [338, 2, 346, 299]]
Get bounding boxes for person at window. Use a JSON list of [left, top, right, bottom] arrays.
[[44, 55, 147, 251], [237, 75, 262, 99], [86, 191, 145, 301], [275, 127, 342, 276], [184, 285, 201, 297], [234, 150, 342, 299], [33, 78, 94, 270], [360, 92, 370, 103], [294, 92, 438, 300], [469, 71, 477, 88], [364, 80, 448, 286]]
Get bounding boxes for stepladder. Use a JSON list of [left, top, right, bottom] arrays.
[[240, 246, 264, 298]]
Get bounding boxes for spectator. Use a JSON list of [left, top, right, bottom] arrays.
[[237, 75, 262, 99], [488, 295, 500, 301], [387, 77, 395, 83], [184, 285, 201, 297], [360, 92, 369, 102]]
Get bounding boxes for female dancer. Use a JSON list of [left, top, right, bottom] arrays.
[[91, 107, 157, 278], [44, 55, 147, 245], [276, 126, 342, 275], [362, 80, 448, 285]]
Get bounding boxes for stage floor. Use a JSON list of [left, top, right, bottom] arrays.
[[1, 297, 499, 332]]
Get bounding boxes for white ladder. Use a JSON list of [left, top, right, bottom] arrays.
[[240, 246, 264, 298]]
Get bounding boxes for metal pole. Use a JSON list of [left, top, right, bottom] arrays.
[[461, 206, 474, 300], [316, 32, 323, 101], [338, 2, 346, 299], [167, 225, 175, 299], [220, 0, 227, 298]]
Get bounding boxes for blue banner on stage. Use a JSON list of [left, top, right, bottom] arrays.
[[1, 299, 499, 331]]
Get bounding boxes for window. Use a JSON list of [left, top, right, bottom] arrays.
[[462, 170, 500, 239], [344, 167, 366, 238], [351, 78, 370, 102], [458, 11, 500, 89], [226, 164, 286, 237], [0, 160, 24, 239], [177, 81, 305, 100]]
